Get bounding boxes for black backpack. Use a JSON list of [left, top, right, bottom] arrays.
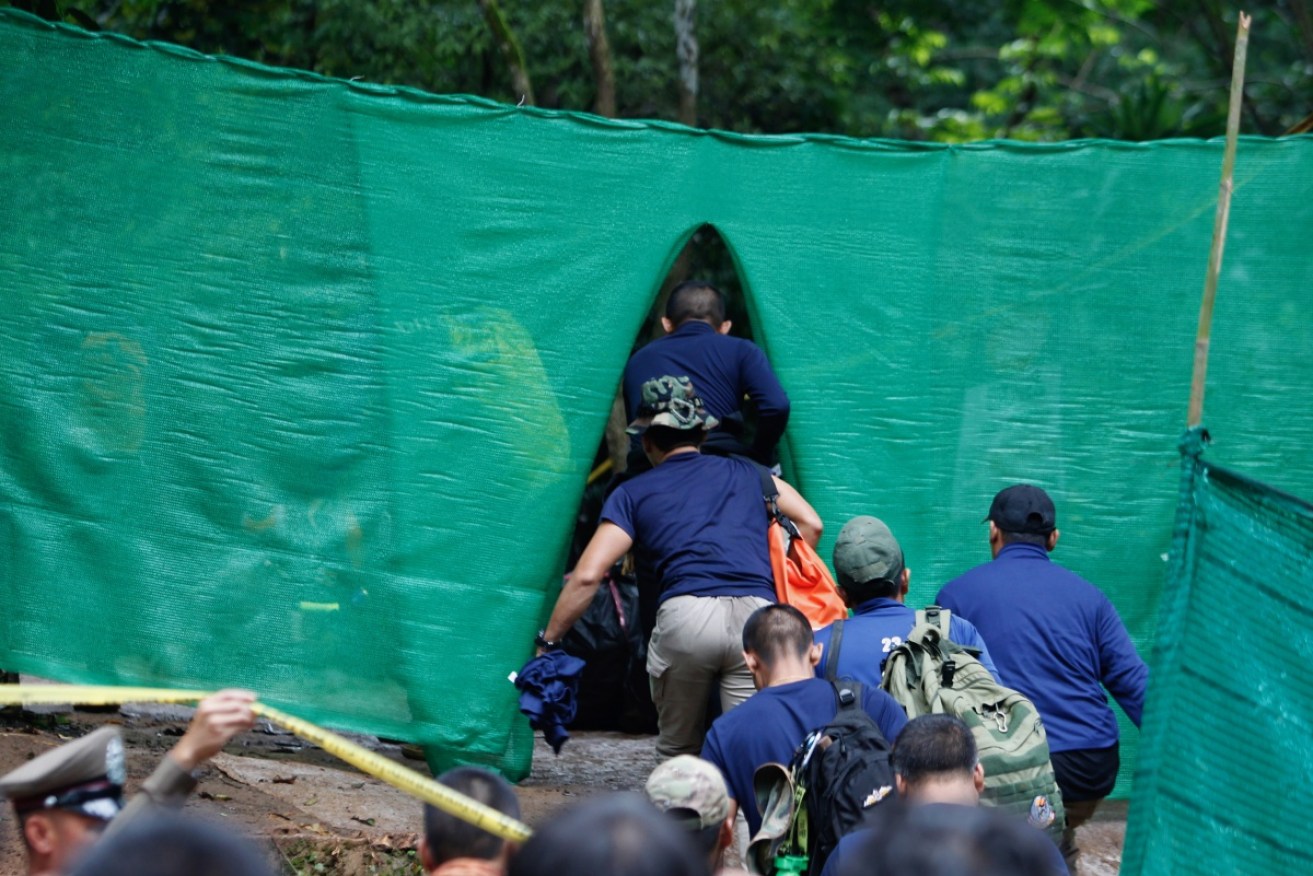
[[749, 680, 897, 876]]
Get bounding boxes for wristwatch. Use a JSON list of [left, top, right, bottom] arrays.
[[534, 629, 560, 650]]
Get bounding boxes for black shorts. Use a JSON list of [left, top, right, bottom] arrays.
[[1050, 743, 1120, 802]]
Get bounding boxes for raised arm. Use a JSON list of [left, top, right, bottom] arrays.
[[772, 474, 822, 548], [110, 689, 256, 833]]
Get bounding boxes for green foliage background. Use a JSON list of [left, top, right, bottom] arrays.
[[9, 0, 1311, 141]]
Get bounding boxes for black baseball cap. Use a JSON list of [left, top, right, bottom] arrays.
[[985, 484, 1056, 535]]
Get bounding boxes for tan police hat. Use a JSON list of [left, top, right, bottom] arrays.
[[0, 726, 126, 821]]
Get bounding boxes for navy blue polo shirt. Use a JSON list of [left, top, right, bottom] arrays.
[[935, 543, 1148, 753], [819, 808, 1070, 876], [813, 598, 1000, 684], [623, 321, 790, 458], [600, 452, 775, 603], [700, 678, 908, 835]]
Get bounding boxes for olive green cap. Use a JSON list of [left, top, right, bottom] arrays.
[[832, 516, 904, 590]]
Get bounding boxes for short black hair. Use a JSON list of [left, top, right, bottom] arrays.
[[892, 715, 978, 786], [509, 794, 709, 876], [838, 803, 1062, 876], [999, 530, 1049, 548], [839, 575, 902, 605], [741, 604, 813, 668], [643, 425, 707, 454], [424, 767, 522, 865], [67, 812, 275, 876], [666, 281, 727, 326]]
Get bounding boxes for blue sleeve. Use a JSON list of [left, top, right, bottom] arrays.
[[949, 616, 1000, 681], [699, 732, 735, 802], [738, 342, 790, 461], [863, 687, 909, 744], [1095, 597, 1149, 726], [598, 486, 637, 539], [819, 829, 864, 876]]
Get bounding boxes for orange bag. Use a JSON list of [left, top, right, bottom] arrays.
[[761, 471, 848, 629]]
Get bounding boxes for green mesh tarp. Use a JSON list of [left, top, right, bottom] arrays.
[[1124, 430, 1313, 873], [2, 9, 1312, 783]]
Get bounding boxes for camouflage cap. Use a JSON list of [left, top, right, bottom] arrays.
[[0, 726, 126, 821], [645, 755, 731, 830], [626, 375, 720, 434]]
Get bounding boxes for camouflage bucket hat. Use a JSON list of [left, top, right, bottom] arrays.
[[745, 762, 796, 875], [626, 375, 720, 434]]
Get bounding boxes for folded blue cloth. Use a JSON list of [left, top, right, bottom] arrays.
[[514, 650, 586, 754]]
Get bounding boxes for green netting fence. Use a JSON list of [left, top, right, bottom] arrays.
[[1124, 429, 1313, 873], [1, 9, 1312, 786]]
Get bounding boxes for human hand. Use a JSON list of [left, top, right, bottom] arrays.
[[169, 689, 257, 771]]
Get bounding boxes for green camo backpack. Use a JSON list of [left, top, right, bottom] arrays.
[[880, 606, 1066, 844]]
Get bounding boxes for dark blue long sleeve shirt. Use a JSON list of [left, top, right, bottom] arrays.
[[935, 543, 1148, 753], [623, 321, 790, 461]]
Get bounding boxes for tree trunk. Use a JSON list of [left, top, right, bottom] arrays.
[[674, 0, 698, 126], [583, 0, 616, 117], [477, 0, 535, 105]]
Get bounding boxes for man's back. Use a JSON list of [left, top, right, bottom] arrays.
[[813, 599, 999, 685], [623, 322, 789, 460], [601, 452, 775, 602], [699, 678, 907, 835], [935, 543, 1147, 752]]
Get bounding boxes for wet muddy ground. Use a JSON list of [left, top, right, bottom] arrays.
[[0, 697, 1125, 875]]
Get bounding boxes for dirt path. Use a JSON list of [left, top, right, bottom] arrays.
[[0, 704, 1125, 875]]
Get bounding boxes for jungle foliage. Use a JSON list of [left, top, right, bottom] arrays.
[[8, 1, 1310, 141]]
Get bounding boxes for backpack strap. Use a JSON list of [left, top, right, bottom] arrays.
[[921, 606, 958, 688], [830, 679, 864, 717], [759, 465, 803, 539], [822, 620, 845, 682], [758, 465, 780, 502], [922, 605, 952, 639]]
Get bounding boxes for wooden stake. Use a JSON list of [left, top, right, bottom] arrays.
[[1188, 11, 1252, 428]]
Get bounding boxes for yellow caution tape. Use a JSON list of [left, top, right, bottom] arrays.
[[297, 601, 341, 612], [0, 685, 531, 843]]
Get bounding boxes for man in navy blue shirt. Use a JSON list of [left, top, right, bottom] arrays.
[[540, 377, 821, 757], [814, 516, 998, 684], [935, 485, 1148, 875], [700, 604, 907, 836], [821, 715, 1069, 876], [622, 281, 789, 467]]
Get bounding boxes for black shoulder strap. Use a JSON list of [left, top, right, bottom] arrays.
[[757, 464, 779, 501], [823, 620, 845, 682], [830, 678, 864, 717]]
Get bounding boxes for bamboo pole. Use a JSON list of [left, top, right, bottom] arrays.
[[1188, 11, 1252, 428]]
